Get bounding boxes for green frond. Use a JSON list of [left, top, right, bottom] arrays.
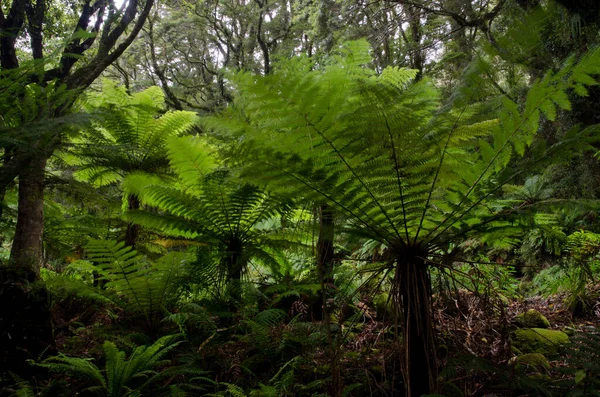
[[35, 334, 186, 397], [167, 136, 217, 191], [125, 136, 295, 283], [84, 240, 191, 322], [254, 308, 287, 327], [68, 81, 199, 193], [203, 41, 600, 263], [36, 355, 106, 388]]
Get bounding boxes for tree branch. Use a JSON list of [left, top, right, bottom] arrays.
[[25, 0, 45, 60], [0, 0, 27, 69], [64, 0, 155, 90]]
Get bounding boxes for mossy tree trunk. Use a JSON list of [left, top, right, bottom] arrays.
[[9, 155, 47, 276], [2, 154, 54, 374], [392, 248, 437, 397]]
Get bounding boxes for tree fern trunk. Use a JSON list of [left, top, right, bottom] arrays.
[[314, 203, 334, 321], [225, 239, 244, 304], [316, 204, 342, 395], [124, 194, 141, 248], [393, 253, 437, 397]]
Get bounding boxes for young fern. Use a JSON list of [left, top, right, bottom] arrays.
[[35, 335, 206, 396], [85, 240, 190, 333]]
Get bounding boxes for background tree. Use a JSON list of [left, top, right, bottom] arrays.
[[1, 0, 155, 273], [0, 0, 155, 374]]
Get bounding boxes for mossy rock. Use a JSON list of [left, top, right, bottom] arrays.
[[512, 328, 569, 356], [515, 309, 551, 328], [515, 353, 550, 373]]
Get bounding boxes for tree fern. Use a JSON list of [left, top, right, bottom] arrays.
[[202, 40, 600, 396], [60, 80, 198, 247], [125, 136, 294, 304]]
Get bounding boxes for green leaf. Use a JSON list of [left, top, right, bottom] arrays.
[[575, 369, 586, 384]]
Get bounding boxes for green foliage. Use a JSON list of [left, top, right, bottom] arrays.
[[557, 329, 600, 395], [433, 262, 520, 304], [35, 335, 207, 396], [63, 80, 198, 188], [0, 65, 85, 156], [125, 136, 294, 301], [42, 240, 192, 333], [566, 230, 600, 261], [42, 196, 109, 263], [532, 230, 600, 312], [263, 281, 320, 306], [239, 308, 288, 355], [441, 354, 553, 397], [206, 40, 600, 260], [201, 40, 600, 395], [87, 240, 190, 328], [247, 357, 298, 397]]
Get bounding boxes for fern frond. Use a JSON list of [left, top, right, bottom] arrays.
[[82, 240, 191, 329], [254, 309, 287, 327], [35, 334, 185, 397], [36, 354, 106, 387]]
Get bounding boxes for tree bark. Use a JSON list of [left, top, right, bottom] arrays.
[[1, 153, 54, 375], [9, 154, 47, 277], [404, 4, 424, 80], [393, 251, 437, 397]]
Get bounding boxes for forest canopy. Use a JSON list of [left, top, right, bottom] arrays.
[[2, 0, 600, 396]]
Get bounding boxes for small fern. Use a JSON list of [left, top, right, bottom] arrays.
[[34, 334, 206, 396], [532, 230, 600, 312], [556, 329, 600, 396], [84, 240, 191, 332]]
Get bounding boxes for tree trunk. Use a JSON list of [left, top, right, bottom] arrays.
[[404, 4, 424, 81], [1, 154, 54, 375], [124, 194, 141, 248], [393, 252, 437, 397], [9, 154, 47, 277]]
